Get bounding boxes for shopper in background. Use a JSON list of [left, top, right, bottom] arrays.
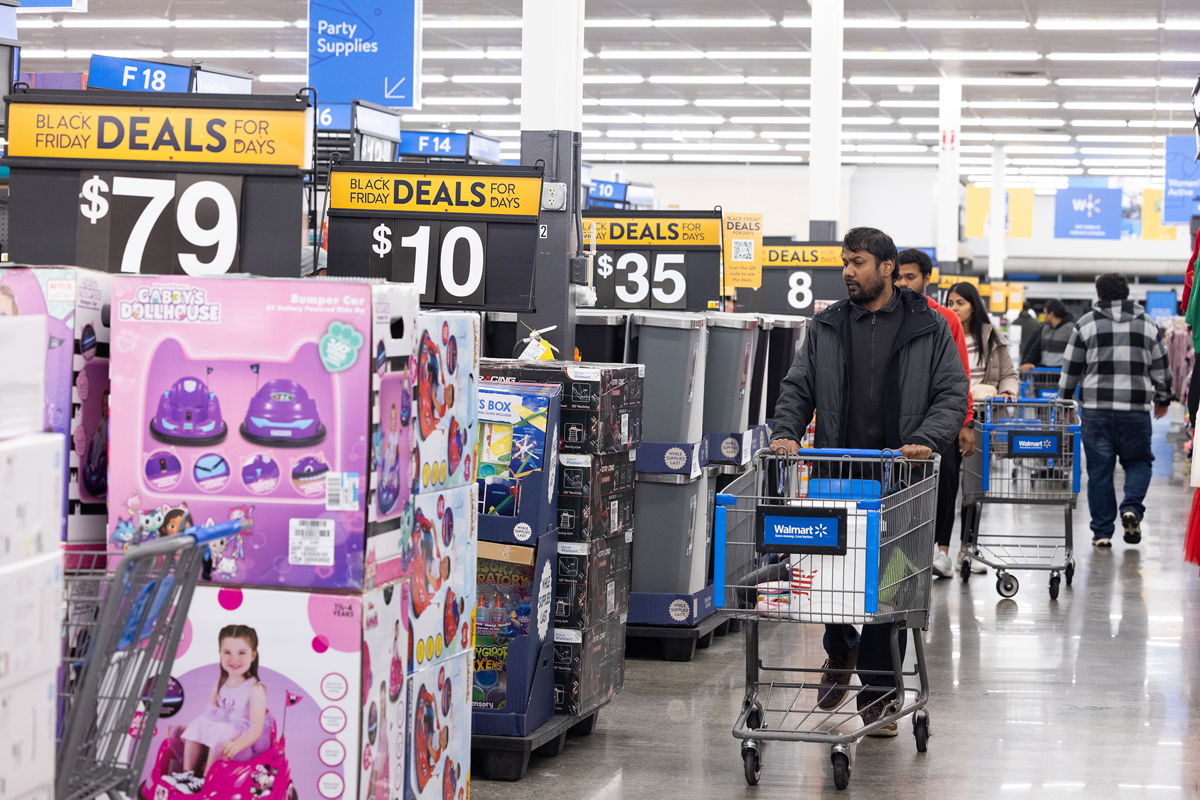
[[1020, 299, 1074, 371], [894, 250, 976, 579], [1060, 273, 1172, 548], [1013, 301, 1042, 350], [946, 282, 1020, 400], [771, 227, 967, 736]]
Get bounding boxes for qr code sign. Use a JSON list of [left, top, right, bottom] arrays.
[[731, 238, 755, 262]]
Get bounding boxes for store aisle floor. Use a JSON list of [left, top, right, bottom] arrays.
[[474, 425, 1200, 799]]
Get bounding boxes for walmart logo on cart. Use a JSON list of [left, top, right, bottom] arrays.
[[763, 514, 841, 549], [776, 523, 829, 537], [1012, 435, 1057, 453]]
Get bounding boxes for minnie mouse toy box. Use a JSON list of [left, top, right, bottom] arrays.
[[135, 585, 408, 800], [107, 275, 418, 591]]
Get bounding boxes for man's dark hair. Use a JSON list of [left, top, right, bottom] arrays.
[[897, 248, 934, 278], [1044, 299, 1068, 320], [843, 227, 899, 280], [1096, 272, 1130, 302]]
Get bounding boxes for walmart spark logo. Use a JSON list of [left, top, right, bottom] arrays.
[[1071, 193, 1103, 218]]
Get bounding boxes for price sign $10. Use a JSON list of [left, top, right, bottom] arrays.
[[78, 173, 240, 275], [370, 220, 484, 300]]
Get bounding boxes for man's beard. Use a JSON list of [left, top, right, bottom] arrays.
[[846, 276, 884, 303]]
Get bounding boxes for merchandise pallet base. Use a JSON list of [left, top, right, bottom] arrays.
[[625, 612, 726, 662], [472, 707, 606, 781]]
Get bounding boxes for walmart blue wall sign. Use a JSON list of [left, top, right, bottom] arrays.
[[308, 0, 420, 109], [1053, 187, 1121, 240]]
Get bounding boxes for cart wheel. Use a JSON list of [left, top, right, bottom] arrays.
[[913, 714, 930, 753], [1049, 573, 1061, 600], [996, 573, 1019, 598], [1065, 561, 1075, 586], [960, 558, 972, 583], [746, 703, 764, 730], [742, 744, 762, 786], [831, 751, 851, 790]]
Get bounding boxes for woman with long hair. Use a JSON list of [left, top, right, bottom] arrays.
[[945, 282, 1019, 399]]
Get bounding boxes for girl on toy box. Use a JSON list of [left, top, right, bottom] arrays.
[[167, 625, 270, 794]]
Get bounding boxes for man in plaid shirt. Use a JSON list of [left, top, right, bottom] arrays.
[[1060, 273, 1172, 548]]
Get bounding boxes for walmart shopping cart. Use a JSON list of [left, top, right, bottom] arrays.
[[57, 519, 248, 800], [1020, 366, 1080, 400], [714, 449, 939, 791], [960, 398, 1081, 599]]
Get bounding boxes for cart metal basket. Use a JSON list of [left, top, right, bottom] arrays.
[[57, 520, 247, 800], [1019, 366, 1063, 399], [714, 449, 939, 791], [960, 398, 1081, 599]]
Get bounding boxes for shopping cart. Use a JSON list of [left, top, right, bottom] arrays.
[[57, 519, 248, 800], [960, 398, 1081, 599], [1019, 366, 1081, 400], [714, 449, 939, 791]]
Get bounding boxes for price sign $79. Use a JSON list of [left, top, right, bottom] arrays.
[[595, 250, 686, 305], [79, 174, 239, 275]]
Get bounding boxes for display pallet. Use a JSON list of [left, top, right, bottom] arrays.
[[624, 611, 726, 662], [471, 707, 606, 781]]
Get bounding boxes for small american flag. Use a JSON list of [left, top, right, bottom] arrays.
[[791, 567, 819, 597]]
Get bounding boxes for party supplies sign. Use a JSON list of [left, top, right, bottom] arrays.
[[308, 0, 420, 108]]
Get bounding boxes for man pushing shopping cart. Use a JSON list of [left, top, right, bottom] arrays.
[[718, 226, 967, 790]]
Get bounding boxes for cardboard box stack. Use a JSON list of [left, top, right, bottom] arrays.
[[479, 359, 643, 716], [0, 314, 65, 800]]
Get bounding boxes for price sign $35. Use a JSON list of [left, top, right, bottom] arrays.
[[77, 172, 242, 275], [594, 250, 687, 307]]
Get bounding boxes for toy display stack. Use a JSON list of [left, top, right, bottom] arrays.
[[478, 359, 642, 715], [99, 274, 478, 800], [0, 312, 65, 800]]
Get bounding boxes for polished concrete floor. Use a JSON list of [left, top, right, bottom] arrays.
[[474, 417, 1200, 799]]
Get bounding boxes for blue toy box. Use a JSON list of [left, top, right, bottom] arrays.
[[476, 383, 561, 546]]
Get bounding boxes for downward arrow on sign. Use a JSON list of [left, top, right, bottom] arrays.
[[384, 77, 408, 99]]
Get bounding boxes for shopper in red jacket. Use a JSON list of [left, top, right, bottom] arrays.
[[895, 249, 983, 578]]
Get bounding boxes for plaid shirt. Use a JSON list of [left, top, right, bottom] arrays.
[[1059, 300, 1172, 412]]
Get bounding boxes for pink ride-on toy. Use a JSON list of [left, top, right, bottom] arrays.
[[140, 717, 298, 800]]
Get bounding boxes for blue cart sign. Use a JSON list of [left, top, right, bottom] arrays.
[[1007, 431, 1062, 456], [756, 506, 847, 556], [308, 0, 420, 108], [87, 55, 192, 93]]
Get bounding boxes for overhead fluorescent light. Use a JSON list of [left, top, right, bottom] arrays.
[[1075, 134, 1164, 142], [748, 76, 812, 85], [586, 98, 689, 106], [784, 143, 813, 151], [1082, 158, 1160, 167], [641, 142, 782, 151], [171, 49, 305, 59], [963, 118, 1066, 127], [906, 19, 1029, 29], [256, 74, 307, 83], [1065, 101, 1192, 111], [422, 75, 450, 83], [422, 97, 512, 106], [15, 19, 57, 28], [640, 114, 727, 124], [851, 144, 930, 153], [449, 75, 521, 84], [174, 19, 292, 28], [588, 153, 669, 161], [965, 101, 1060, 110], [713, 131, 758, 139], [842, 100, 874, 108], [695, 99, 784, 107], [402, 114, 481, 123], [916, 132, 1072, 142], [1007, 158, 1080, 166], [649, 75, 747, 84], [583, 75, 646, 84], [730, 115, 811, 124], [931, 51, 1041, 61], [585, 18, 653, 28], [1128, 119, 1196, 128], [477, 129, 521, 138], [1057, 78, 1193, 88], [898, 117, 940, 125], [1003, 146, 1077, 154], [841, 131, 913, 140], [843, 19, 904, 29], [851, 76, 1049, 86], [879, 100, 940, 108], [1035, 18, 1160, 30], [757, 131, 811, 139], [1071, 119, 1130, 127], [582, 141, 639, 150], [584, 114, 645, 123], [842, 116, 895, 125], [605, 129, 715, 138], [29, 48, 170, 59], [598, 50, 702, 60], [424, 18, 522, 29], [423, 50, 487, 60], [652, 18, 776, 28], [844, 51, 930, 60], [671, 154, 807, 163], [1078, 147, 1163, 155], [706, 51, 810, 60], [60, 18, 170, 27], [1048, 52, 1161, 61], [779, 17, 811, 28]]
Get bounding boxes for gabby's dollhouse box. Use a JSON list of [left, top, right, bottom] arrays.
[[134, 585, 408, 800], [107, 275, 418, 591]]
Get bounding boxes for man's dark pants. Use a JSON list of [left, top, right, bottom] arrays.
[[1080, 409, 1154, 539]]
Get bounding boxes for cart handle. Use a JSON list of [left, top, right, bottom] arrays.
[[184, 519, 251, 546], [760, 447, 903, 458]]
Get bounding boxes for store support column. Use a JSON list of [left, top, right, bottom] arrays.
[[988, 146, 1007, 279], [936, 80, 962, 272], [520, 0, 585, 355], [807, 0, 844, 241]]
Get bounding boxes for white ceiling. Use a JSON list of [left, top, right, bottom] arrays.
[[13, 0, 1200, 187]]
